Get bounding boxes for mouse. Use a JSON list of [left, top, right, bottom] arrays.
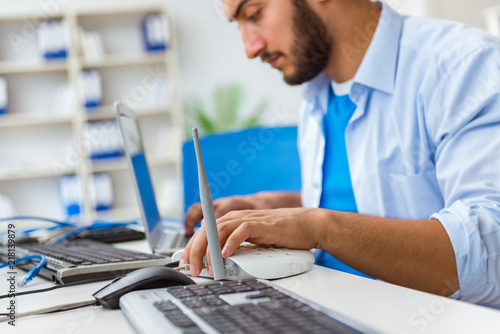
[[93, 266, 195, 309]]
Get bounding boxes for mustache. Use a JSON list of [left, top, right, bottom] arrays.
[[261, 51, 285, 63]]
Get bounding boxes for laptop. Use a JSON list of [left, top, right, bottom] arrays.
[[118, 127, 376, 334], [114, 101, 190, 256]]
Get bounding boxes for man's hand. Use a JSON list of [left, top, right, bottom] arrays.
[[180, 207, 322, 276], [184, 192, 302, 236], [184, 196, 262, 236], [181, 205, 459, 296]]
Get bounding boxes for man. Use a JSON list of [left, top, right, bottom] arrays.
[[181, 0, 500, 308]]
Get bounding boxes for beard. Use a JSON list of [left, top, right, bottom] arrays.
[[262, 0, 333, 85]]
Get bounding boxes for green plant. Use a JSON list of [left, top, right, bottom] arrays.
[[184, 82, 269, 136]]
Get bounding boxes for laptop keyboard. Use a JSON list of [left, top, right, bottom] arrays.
[[153, 280, 364, 334], [21, 239, 164, 266]]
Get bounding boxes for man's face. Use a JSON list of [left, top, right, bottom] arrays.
[[224, 0, 333, 85]]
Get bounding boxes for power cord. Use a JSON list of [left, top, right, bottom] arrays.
[[0, 300, 98, 321], [0, 277, 108, 300]]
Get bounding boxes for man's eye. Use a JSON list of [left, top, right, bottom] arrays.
[[247, 10, 261, 21]]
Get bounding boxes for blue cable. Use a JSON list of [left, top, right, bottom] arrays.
[[0, 254, 47, 287], [0, 216, 76, 239], [0, 216, 73, 226]]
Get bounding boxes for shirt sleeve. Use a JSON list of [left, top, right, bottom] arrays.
[[427, 42, 500, 308]]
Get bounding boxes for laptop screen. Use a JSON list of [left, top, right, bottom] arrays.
[[115, 103, 162, 249]]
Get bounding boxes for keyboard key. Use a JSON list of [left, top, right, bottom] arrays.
[[154, 301, 201, 329]]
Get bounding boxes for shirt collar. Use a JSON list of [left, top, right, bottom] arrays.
[[353, 2, 403, 94], [301, 1, 403, 100]]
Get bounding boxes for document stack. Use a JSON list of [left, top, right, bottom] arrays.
[[80, 70, 102, 109], [37, 20, 68, 60], [141, 14, 170, 52], [84, 120, 123, 160], [59, 175, 82, 216], [78, 27, 105, 60], [90, 173, 114, 212], [59, 173, 114, 216], [0, 76, 7, 115]]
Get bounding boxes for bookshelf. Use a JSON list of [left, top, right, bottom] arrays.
[[0, 3, 184, 221]]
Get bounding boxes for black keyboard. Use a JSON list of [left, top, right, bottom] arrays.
[[151, 280, 365, 334], [67, 226, 145, 244]]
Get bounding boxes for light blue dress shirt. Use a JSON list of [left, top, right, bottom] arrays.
[[298, 2, 500, 308]]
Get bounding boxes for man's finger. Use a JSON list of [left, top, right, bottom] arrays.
[[222, 222, 253, 258], [180, 228, 200, 266], [206, 246, 213, 276], [189, 226, 209, 276], [184, 203, 203, 236]]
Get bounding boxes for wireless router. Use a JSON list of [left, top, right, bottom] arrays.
[[172, 128, 314, 280]]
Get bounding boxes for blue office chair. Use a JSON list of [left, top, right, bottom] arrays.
[[182, 126, 301, 213]]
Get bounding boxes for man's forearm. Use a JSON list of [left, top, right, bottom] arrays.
[[316, 210, 459, 296]]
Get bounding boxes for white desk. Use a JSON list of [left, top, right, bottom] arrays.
[[1, 239, 499, 334]]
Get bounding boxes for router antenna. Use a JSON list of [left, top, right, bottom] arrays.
[[192, 128, 226, 280]]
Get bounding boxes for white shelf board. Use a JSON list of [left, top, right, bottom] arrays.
[[0, 13, 64, 23], [91, 155, 176, 173], [80, 52, 168, 69], [0, 113, 73, 128], [0, 165, 75, 182], [0, 60, 68, 75], [85, 105, 171, 121], [75, 5, 166, 18]]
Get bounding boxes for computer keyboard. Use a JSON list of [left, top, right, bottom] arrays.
[[148, 280, 365, 334], [68, 226, 146, 244], [4, 239, 169, 284], [21, 239, 163, 266]]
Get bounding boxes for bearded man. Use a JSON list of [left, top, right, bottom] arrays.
[[181, 0, 500, 308]]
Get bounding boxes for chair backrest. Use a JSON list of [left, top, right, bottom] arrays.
[[182, 126, 301, 214]]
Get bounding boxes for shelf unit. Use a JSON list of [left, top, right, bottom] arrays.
[[0, 4, 184, 221]]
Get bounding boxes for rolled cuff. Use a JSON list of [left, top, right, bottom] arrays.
[[430, 200, 490, 303]]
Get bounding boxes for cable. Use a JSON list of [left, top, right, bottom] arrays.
[[0, 277, 109, 300], [0, 216, 76, 241], [0, 216, 73, 226], [1, 215, 184, 242], [0, 255, 47, 287], [0, 300, 98, 321]]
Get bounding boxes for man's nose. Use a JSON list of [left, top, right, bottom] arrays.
[[241, 27, 265, 59]]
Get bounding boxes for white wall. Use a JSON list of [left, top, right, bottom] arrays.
[[427, 0, 499, 30], [0, 0, 496, 128]]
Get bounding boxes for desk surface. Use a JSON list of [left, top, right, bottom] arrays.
[[1, 240, 499, 334]]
